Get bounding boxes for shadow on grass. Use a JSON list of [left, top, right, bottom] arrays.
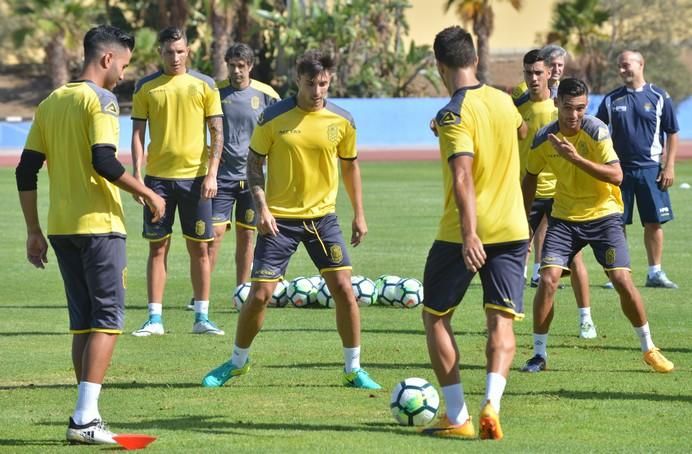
[[261, 327, 489, 336], [509, 389, 692, 403], [0, 331, 67, 337], [260, 361, 486, 371], [0, 439, 64, 447], [0, 305, 65, 310]]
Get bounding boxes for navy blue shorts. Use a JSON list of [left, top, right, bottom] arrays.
[[528, 198, 553, 233], [422, 240, 528, 319], [541, 214, 630, 272], [143, 176, 213, 242], [49, 235, 126, 334], [251, 214, 352, 281], [212, 177, 257, 230], [621, 166, 673, 225]]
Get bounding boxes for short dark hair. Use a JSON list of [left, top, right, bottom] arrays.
[[296, 50, 335, 78], [83, 25, 135, 63], [523, 49, 545, 66], [557, 77, 589, 100], [158, 27, 186, 45], [224, 43, 254, 65], [433, 26, 476, 69]]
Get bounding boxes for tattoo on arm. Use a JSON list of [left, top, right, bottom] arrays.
[[207, 117, 223, 160], [247, 151, 268, 208]]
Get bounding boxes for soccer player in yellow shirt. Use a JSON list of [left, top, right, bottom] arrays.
[[202, 49, 381, 390], [520, 78, 673, 374], [16, 25, 164, 444], [130, 27, 225, 336], [420, 26, 529, 441]]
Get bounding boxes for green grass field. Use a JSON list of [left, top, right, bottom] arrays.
[[1, 161, 690, 452]]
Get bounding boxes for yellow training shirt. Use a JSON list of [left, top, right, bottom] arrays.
[[527, 116, 623, 222], [24, 81, 125, 236], [132, 70, 223, 179], [250, 97, 357, 219], [516, 96, 558, 198], [435, 84, 529, 245]]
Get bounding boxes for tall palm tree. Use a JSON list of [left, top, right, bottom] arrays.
[[444, 0, 522, 83]]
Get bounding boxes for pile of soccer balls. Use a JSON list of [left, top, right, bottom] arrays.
[[232, 274, 424, 310]]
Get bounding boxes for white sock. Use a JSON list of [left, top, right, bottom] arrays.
[[343, 346, 361, 373], [230, 344, 250, 368], [441, 383, 469, 424], [579, 307, 592, 323], [148, 303, 162, 317], [194, 300, 209, 319], [532, 263, 541, 280], [634, 323, 655, 352], [73, 381, 102, 425], [533, 333, 548, 358], [484, 372, 507, 413], [648, 265, 661, 278]]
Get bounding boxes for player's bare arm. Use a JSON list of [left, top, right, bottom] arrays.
[[450, 154, 486, 272], [247, 150, 278, 236], [111, 172, 165, 223], [130, 119, 147, 204], [18, 190, 49, 269], [340, 158, 367, 247], [201, 116, 223, 200], [518, 120, 528, 140], [659, 131, 678, 189], [548, 133, 623, 185], [521, 172, 538, 220]]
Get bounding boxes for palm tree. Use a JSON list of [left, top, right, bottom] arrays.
[[444, 0, 522, 83]]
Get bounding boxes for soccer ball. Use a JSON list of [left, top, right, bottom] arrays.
[[351, 275, 377, 306], [308, 275, 324, 303], [287, 277, 315, 308], [374, 275, 401, 306], [390, 377, 439, 426], [315, 280, 335, 308], [269, 279, 289, 308], [232, 282, 252, 310], [393, 278, 424, 308]]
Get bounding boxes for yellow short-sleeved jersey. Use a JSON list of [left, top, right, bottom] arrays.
[[435, 84, 529, 245], [250, 97, 357, 219], [516, 96, 558, 198], [527, 116, 623, 222], [132, 70, 223, 179], [24, 81, 125, 236]]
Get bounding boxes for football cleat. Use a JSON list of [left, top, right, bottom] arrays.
[[342, 368, 381, 390], [645, 271, 678, 289], [186, 298, 195, 311], [479, 401, 503, 440], [131, 320, 164, 337], [192, 319, 225, 335], [579, 321, 598, 339], [420, 415, 476, 439], [643, 348, 674, 373], [601, 281, 614, 289], [66, 418, 116, 445], [521, 355, 547, 373], [202, 359, 250, 387]]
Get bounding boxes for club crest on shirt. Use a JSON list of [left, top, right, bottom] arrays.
[[329, 244, 343, 263], [251, 96, 260, 110], [245, 209, 255, 224], [327, 123, 339, 144], [104, 101, 119, 116], [605, 247, 616, 266], [643, 102, 653, 112], [195, 220, 206, 236]]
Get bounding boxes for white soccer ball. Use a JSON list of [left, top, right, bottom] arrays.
[[351, 275, 377, 307], [232, 282, 252, 310], [287, 277, 315, 308], [393, 278, 424, 308], [390, 377, 440, 426], [308, 275, 324, 303], [269, 279, 289, 308], [374, 275, 401, 306], [315, 280, 335, 308]]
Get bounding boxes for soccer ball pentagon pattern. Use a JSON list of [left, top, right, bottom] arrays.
[[393, 278, 424, 308], [232, 282, 252, 310], [375, 275, 402, 306], [315, 280, 334, 308], [269, 279, 289, 308], [390, 377, 439, 426], [287, 277, 315, 308], [351, 275, 377, 306]]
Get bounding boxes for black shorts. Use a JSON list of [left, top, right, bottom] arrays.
[[49, 235, 126, 333], [528, 198, 553, 233], [621, 166, 674, 225], [251, 214, 351, 281], [422, 240, 528, 319], [212, 177, 257, 230]]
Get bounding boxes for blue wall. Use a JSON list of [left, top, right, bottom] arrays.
[[2, 95, 690, 151]]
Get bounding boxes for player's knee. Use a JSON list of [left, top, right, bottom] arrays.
[[247, 286, 272, 307], [539, 269, 561, 289]]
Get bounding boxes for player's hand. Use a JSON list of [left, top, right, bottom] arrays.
[[548, 133, 579, 162], [351, 215, 368, 247], [201, 175, 218, 200], [257, 208, 279, 236], [145, 192, 166, 223], [657, 166, 674, 190], [461, 233, 486, 273], [26, 231, 48, 269], [132, 174, 145, 205], [429, 119, 439, 137]]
